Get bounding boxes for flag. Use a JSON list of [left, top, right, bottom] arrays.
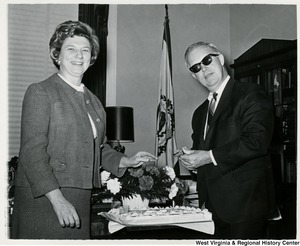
[[155, 6, 177, 168]]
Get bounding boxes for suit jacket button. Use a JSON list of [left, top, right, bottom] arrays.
[[96, 118, 100, 122], [61, 163, 66, 169], [86, 99, 90, 104]]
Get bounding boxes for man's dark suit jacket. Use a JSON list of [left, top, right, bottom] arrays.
[[192, 78, 276, 224]]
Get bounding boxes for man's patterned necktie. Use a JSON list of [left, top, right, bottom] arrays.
[[207, 92, 218, 133]]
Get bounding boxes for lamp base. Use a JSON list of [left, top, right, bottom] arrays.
[[114, 143, 125, 153]]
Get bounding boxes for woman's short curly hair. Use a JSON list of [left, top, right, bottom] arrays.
[[49, 20, 100, 69]]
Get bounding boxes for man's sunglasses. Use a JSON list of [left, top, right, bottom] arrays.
[[189, 53, 219, 73]]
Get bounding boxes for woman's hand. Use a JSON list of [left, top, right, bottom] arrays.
[[46, 189, 80, 228], [119, 151, 157, 168]]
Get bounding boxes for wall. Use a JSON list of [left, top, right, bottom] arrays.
[[229, 4, 297, 64], [6, 4, 298, 160], [111, 4, 231, 157], [109, 4, 297, 158]]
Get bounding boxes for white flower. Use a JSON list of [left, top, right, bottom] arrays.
[[165, 166, 176, 180], [100, 171, 111, 186], [107, 178, 122, 195], [169, 183, 179, 199]]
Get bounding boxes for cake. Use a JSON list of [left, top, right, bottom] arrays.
[[102, 205, 212, 226]]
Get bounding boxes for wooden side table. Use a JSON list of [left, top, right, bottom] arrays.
[[90, 202, 112, 239]]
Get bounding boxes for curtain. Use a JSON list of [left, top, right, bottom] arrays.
[[79, 4, 109, 105]]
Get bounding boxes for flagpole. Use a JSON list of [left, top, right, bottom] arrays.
[[165, 4, 168, 18]]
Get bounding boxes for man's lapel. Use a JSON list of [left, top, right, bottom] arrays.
[[205, 79, 235, 142], [199, 99, 209, 146]]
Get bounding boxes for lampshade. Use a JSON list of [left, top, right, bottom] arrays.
[[105, 106, 134, 143]]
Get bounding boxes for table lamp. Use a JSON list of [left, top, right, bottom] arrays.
[[105, 106, 134, 153]]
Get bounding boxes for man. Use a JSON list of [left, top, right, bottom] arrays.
[[179, 41, 276, 239]]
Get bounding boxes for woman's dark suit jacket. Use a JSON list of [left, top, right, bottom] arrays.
[[192, 79, 277, 224], [15, 74, 125, 198]]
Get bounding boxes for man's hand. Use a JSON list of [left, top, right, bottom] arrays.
[[179, 147, 212, 170]]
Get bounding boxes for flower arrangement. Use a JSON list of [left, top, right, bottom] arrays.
[[105, 165, 179, 201]]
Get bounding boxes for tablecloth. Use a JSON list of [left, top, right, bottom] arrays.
[[107, 220, 215, 234]]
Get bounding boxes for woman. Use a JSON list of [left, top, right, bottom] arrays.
[[11, 20, 156, 239]]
